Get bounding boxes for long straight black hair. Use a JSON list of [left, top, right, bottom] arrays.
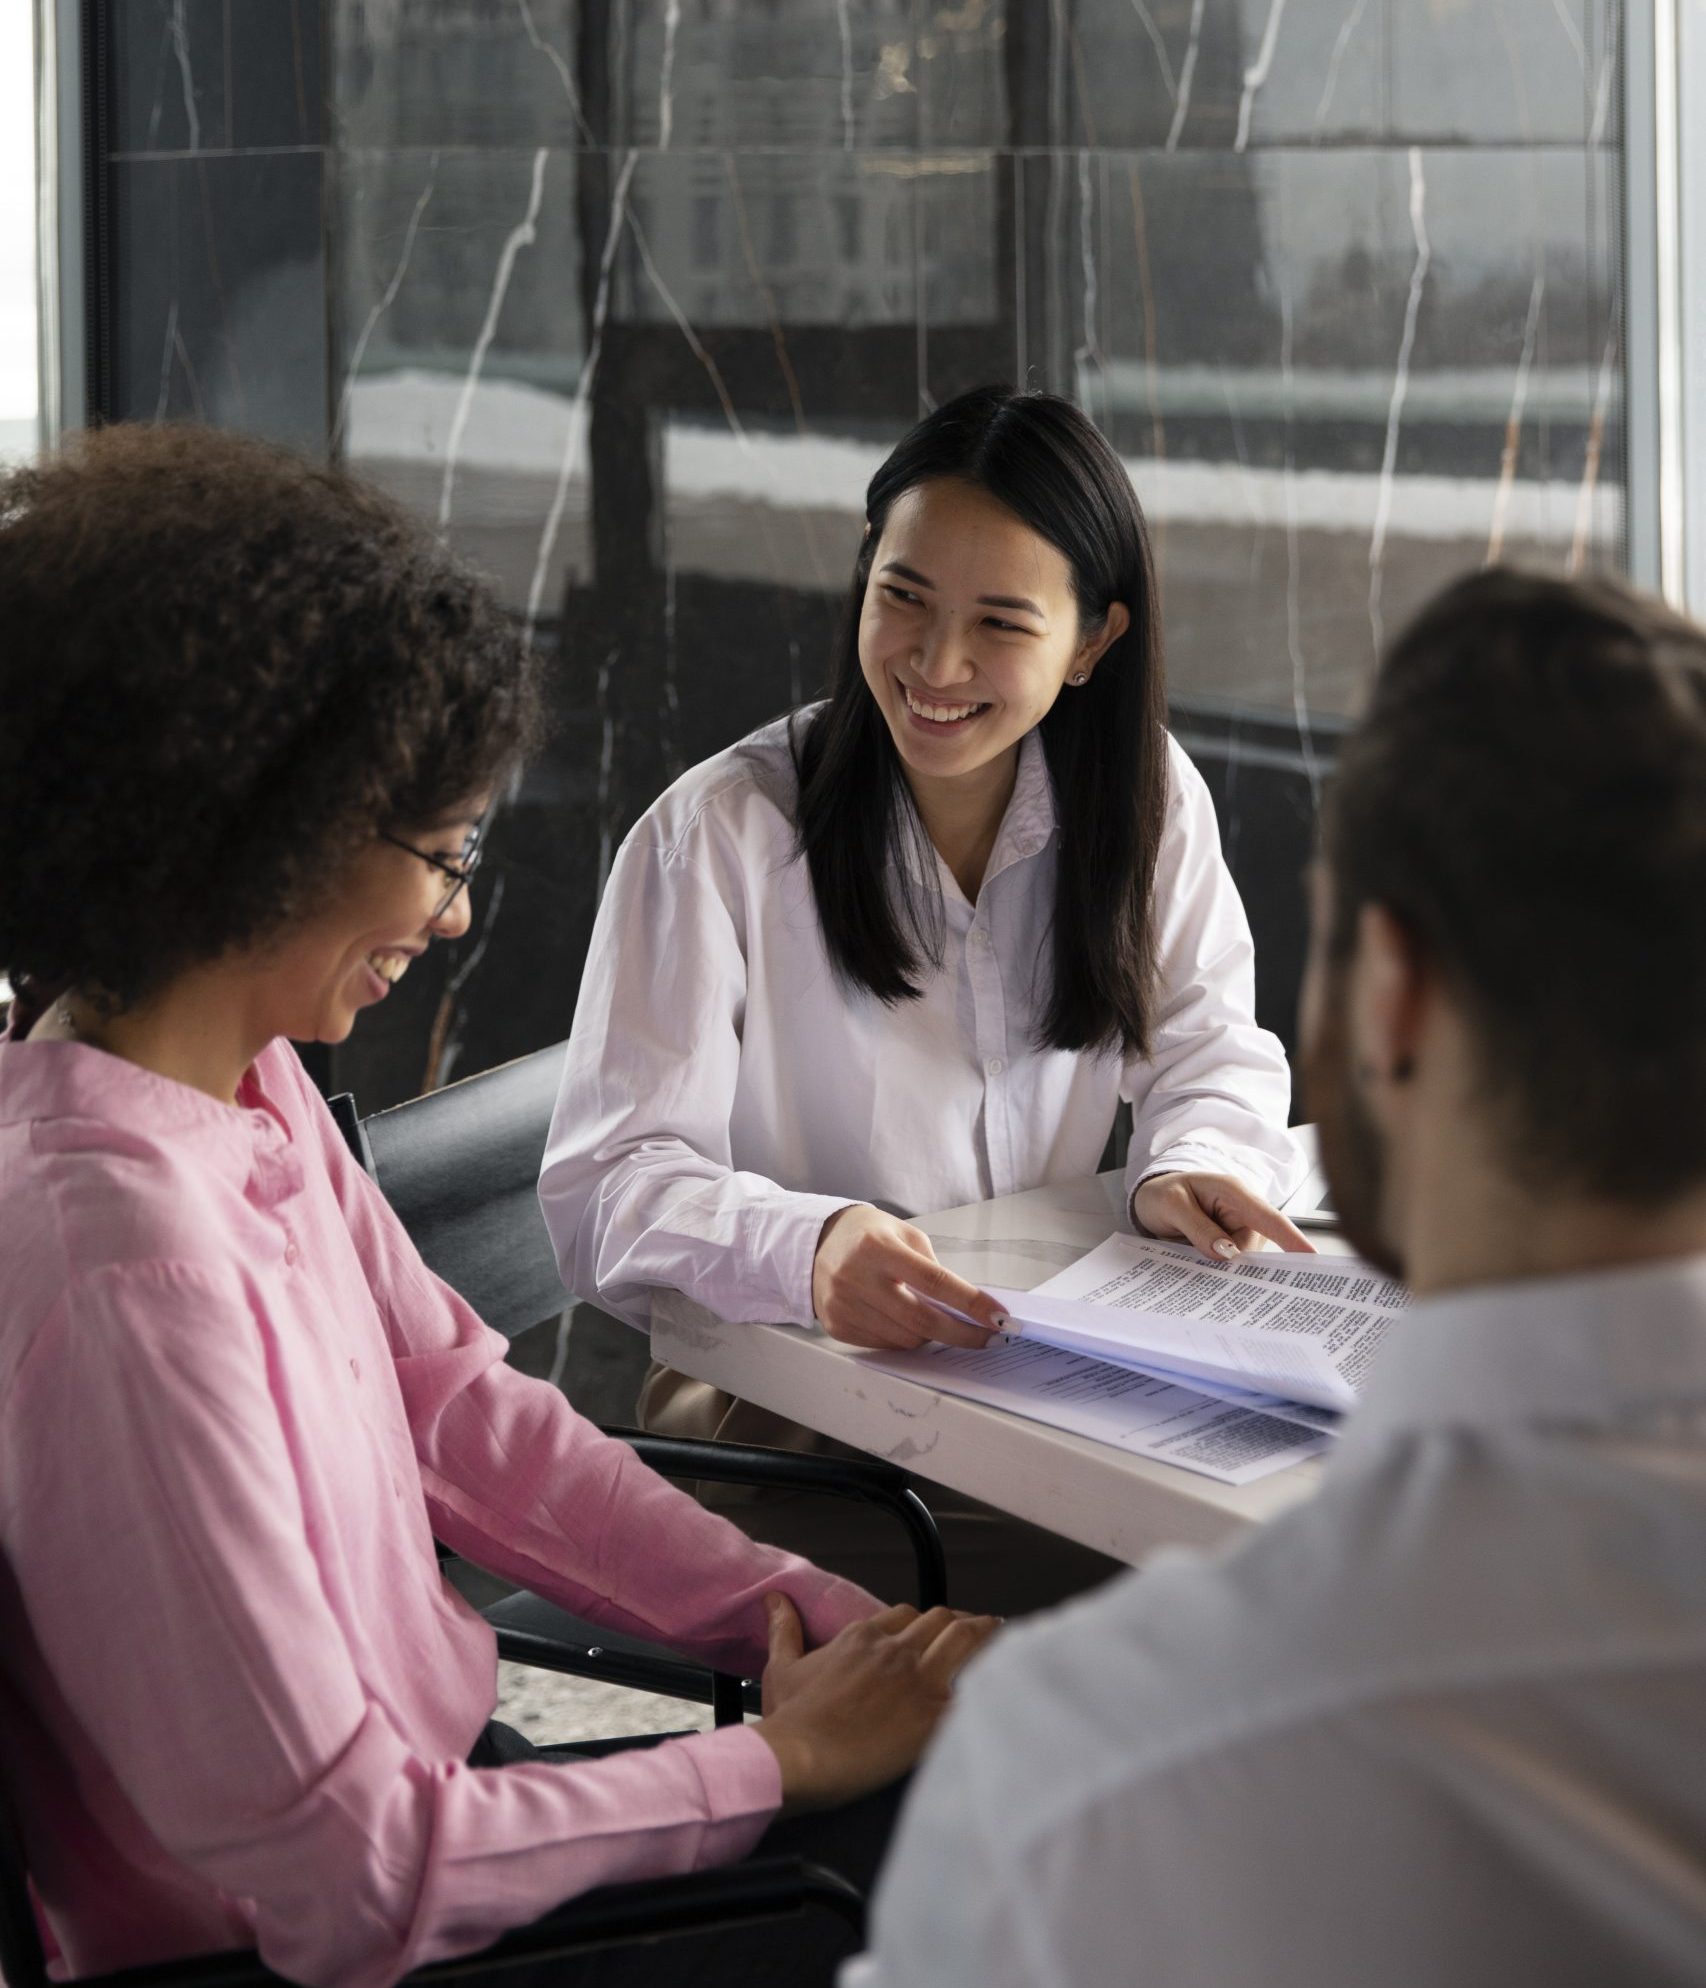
[[793, 384, 1169, 1058]]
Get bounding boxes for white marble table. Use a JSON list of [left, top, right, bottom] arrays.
[[650, 1170, 1351, 1567]]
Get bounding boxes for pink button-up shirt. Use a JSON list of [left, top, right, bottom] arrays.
[[0, 1034, 877, 1987]]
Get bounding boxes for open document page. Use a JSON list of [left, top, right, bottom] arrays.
[[855, 1234, 1408, 1487], [990, 1234, 1409, 1414], [855, 1333, 1335, 1485]]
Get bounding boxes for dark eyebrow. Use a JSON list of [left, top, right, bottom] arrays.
[[879, 561, 1046, 619]]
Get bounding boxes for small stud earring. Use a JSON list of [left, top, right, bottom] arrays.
[[1071, 671, 1089, 686]]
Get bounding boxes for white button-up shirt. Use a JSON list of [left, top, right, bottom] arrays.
[[849, 1253, 1706, 1988], [541, 716, 1301, 1331]]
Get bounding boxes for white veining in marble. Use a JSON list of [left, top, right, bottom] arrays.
[[835, 0, 856, 149], [153, 298, 180, 422], [1368, 146, 1430, 662], [626, 209, 750, 446], [1213, 373, 1260, 868], [1013, 152, 1028, 382], [1589, 43, 1616, 146], [516, 0, 594, 145], [522, 150, 638, 646], [719, 161, 833, 593], [1487, 272, 1545, 564], [437, 146, 547, 533], [1312, 0, 1371, 137], [1548, 0, 1589, 78], [657, 0, 681, 150], [333, 154, 437, 453], [167, 0, 200, 152], [546, 1306, 573, 1389], [1165, 0, 1206, 151], [911, 153, 931, 419], [1235, 0, 1289, 153], [1073, 151, 1103, 405], [425, 870, 505, 1090], [1279, 287, 1322, 804], [662, 554, 682, 780], [1568, 315, 1619, 574], [1045, 138, 1067, 381], [595, 649, 616, 897], [1126, 0, 1176, 99]]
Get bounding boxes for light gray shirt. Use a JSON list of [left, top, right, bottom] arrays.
[[849, 1253, 1706, 1988]]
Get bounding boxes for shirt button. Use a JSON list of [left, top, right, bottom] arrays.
[[986, 1056, 1005, 1076], [283, 1240, 299, 1266], [349, 1357, 361, 1381]]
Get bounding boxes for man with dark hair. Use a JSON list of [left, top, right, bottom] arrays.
[[849, 568, 1706, 1988]]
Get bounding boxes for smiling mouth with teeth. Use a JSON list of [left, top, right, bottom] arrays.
[[367, 951, 411, 986], [902, 683, 990, 726]]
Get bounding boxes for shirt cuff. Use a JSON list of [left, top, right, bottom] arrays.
[[794, 1566, 886, 1642], [678, 1722, 786, 1858], [768, 1193, 862, 1326]]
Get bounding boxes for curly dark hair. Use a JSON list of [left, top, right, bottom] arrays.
[[0, 422, 543, 1012]]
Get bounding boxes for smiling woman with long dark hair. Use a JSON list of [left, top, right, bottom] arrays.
[[541, 386, 1309, 1612]]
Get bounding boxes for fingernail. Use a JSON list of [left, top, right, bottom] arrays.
[[1212, 1240, 1238, 1259]]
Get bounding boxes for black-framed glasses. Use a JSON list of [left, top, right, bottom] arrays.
[[379, 822, 485, 920]]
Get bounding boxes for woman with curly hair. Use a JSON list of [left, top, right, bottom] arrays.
[[0, 424, 992, 1988]]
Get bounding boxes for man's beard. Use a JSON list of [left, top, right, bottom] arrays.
[[1300, 969, 1406, 1281]]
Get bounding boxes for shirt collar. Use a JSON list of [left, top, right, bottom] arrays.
[[983, 729, 1057, 882], [0, 1036, 287, 1189], [903, 728, 1057, 900], [1338, 1252, 1706, 1464]]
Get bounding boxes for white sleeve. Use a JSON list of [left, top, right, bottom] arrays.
[[1122, 739, 1305, 1209], [539, 821, 849, 1333], [844, 1665, 1054, 1988]]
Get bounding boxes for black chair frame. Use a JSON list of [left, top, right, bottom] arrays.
[[488, 1429, 946, 1721]]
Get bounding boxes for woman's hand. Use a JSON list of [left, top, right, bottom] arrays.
[[811, 1204, 1006, 1349], [1131, 1170, 1314, 1263], [754, 1594, 1000, 1810]]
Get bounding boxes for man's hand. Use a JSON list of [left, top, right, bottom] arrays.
[[1132, 1170, 1315, 1263], [753, 1594, 1000, 1810], [811, 1204, 1005, 1349]]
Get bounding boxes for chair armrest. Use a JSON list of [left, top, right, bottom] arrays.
[[487, 1607, 753, 1712], [51, 1862, 863, 1988], [414, 1857, 864, 1978], [607, 1429, 947, 1609]]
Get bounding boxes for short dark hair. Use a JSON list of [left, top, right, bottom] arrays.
[[794, 385, 1169, 1056], [1325, 566, 1706, 1202], [0, 423, 543, 1011]]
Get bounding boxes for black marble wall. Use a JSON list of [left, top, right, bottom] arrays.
[[95, 1, 326, 447], [92, 0, 1624, 1110]]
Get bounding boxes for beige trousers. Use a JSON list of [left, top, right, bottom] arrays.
[[639, 1362, 1122, 1619]]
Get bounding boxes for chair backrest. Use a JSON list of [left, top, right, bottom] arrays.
[[341, 1042, 570, 1339], [0, 1589, 53, 1988], [0, 1771, 49, 1988]]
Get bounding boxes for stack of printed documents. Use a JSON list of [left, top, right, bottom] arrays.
[[862, 1234, 1408, 1487]]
